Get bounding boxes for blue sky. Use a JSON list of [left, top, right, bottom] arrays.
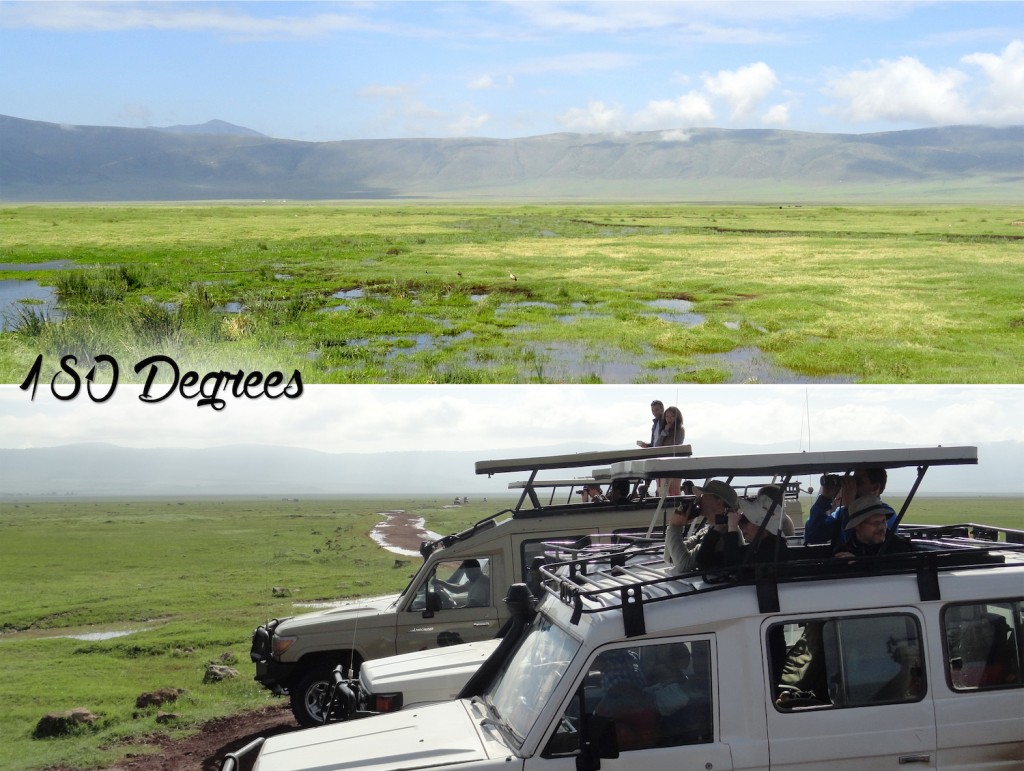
[[2, 1, 1022, 141]]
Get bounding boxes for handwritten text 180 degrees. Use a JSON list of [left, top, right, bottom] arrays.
[[20, 354, 303, 410]]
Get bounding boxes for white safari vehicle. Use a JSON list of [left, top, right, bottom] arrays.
[[241, 445, 1023, 771], [249, 444, 691, 725]]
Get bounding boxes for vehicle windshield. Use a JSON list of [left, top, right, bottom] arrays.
[[484, 615, 581, 746]]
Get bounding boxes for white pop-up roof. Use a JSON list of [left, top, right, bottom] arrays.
[[475, 444, 691, 477], [608, 446, 977, 481]]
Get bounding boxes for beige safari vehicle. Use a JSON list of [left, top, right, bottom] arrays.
[[249, 444, 691, 726]]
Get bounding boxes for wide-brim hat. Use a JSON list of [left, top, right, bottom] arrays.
[[737, 494, 784, 534], [845, 495, 889, 530], [694, 479, 738, 509]]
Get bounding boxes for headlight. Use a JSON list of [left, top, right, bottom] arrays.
[[271, 635, 298, 658]]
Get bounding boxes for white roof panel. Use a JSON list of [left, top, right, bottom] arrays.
[[609, 446, 977, 480], [476, 444, 691, 476]]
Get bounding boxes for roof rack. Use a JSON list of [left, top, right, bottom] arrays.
[[540, 533, 1023, 638]]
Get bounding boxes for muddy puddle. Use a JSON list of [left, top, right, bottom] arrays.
[[0, 260, 76, 272], [646, 298, 705, 327], [369, 509, 443, 557], [691, 347, 857, 384], [0, 279, 61, 331], [0, 624, 154, 643]]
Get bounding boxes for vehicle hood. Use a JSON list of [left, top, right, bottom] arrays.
[[254, 700, 504, 771], [361, 639, 501, 704], [276, 594, 400, 632]]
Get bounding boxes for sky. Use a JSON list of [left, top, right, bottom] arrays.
[[2, 384, 1022, 493], [2, 1, 1023, 142]]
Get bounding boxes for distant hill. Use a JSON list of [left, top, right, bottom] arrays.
[[1, 114, 1021, 202], [152, 119, 267, 138], [1, 441, 1019, 497]]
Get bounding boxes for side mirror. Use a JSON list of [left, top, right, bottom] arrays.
[[423, 591, 442, 617], [576, 715, 619, 771]]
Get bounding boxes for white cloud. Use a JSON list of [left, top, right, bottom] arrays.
[[659, 129, 693, 142], [762, 103, 791, 126], [558, 100, 625, 132], [704, 62, 780, 121], [448, 113, 490, 135], [962, 40, 1024, 124], [632, 93, 715, 129], [824, 56, 971, 124], [467, 74, 514, 91]]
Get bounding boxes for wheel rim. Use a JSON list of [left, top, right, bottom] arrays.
[[304, 679, 329, 723]]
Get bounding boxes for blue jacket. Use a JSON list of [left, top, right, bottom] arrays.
[[803, 496, 897, 546]]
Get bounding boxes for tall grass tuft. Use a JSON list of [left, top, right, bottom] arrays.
[[9, 305, 49, 337]]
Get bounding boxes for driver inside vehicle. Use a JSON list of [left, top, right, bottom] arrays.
[[432, 558, 491, 608]]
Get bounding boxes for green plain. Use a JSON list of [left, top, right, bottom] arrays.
[[1, 203, 1022, 384], [0, 494, 1020, 770]]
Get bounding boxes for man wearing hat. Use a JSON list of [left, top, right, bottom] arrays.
[[833, 496, 914, 559], [692, 483, 786, 569], [698, 490, 791, 568]]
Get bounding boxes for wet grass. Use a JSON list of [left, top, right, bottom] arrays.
[[1, 203, 1022, 383]]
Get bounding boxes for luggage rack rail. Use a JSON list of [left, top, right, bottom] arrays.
[[538, 532, 1024, 638]]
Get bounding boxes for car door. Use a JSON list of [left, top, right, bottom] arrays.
[[524, 637, 734, 771], [396, 555, 501, 654], [765, 611, 938, 770]]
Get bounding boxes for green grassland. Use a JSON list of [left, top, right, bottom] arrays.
[[0, 494, 1020, 770], [1, 203, 1022, 384]]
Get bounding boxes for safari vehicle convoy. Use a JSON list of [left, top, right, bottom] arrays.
[[232, 445, 1023, 771], [250, 444, 693, 726]]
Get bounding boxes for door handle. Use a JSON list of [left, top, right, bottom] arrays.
[[898, 755, 931, 764]]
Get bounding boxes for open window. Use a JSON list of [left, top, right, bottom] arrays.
[[769, 613, 926, 712], [408, 557, 492, 611]]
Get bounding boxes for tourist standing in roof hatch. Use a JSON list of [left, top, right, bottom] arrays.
[[636, 400, 664, 448]]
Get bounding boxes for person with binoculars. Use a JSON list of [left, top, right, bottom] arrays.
[[803, 468, 897, 547]]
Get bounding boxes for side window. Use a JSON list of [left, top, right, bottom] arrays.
[[408, 557, 491, 611], [543, 639, 713, 757], [769, 613, 925, 712], [943, 600, 1022, 690]]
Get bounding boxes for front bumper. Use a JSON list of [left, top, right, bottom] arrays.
[[250, 620, 295, 692]]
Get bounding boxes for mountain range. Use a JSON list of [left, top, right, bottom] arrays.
[[1, 440, 1020, 498], [1, 114, 1021, 202]]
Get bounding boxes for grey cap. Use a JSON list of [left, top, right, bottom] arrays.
[[695, 479, 738, 509]]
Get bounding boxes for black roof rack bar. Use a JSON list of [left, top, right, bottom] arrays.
[[888, 464, 929, 538]]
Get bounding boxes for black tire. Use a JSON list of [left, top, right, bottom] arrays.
[[289, 664, 337, 727]]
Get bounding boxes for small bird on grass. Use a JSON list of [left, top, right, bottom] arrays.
[[509, 273, 517, 281]]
